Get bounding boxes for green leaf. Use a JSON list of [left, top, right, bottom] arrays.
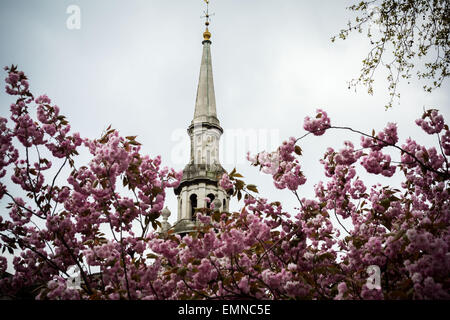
[[151, 187, 163, 196], [380, 198, 391, 210], [247, 184, 259, 193], [151, 220, 161, 230], [235, 179, 245, 190], [128, 140, 141, 146], [177, 267, 188, 277], [253, 264, 262, 272], [229, 168, 243, 178], [212, 211, 221, 222]]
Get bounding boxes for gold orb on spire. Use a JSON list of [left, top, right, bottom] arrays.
[[203, 27, 211, 41]]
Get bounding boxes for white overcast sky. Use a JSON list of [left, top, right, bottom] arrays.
[[0, 0, 449, 227]]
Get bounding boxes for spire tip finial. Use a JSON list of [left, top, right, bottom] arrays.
[[202, 0, 213, 42]]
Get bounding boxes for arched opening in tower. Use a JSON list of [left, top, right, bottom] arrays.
[[190, 194, 197, 221], [206, 193, 215, 210]]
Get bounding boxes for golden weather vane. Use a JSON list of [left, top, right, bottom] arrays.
[[202, 1, 213, 22], [201, 0, 214, 41]]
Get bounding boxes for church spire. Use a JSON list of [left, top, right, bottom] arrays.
[[172, 0, 229, 234], [192, 0, 220, 128]]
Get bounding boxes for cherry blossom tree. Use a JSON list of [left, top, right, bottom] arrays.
[[0, 65, 182, 299], [0, 66, 448, 300], [150, 109, 448, 300]]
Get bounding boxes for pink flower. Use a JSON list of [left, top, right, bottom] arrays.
[[219, 173, 233, 190], [335, 141, 363, 166], [361, 123, 398, 150], [249, 138, 306, 191], [335, 282, 348, 300], [361, 150, 396, 177], [238, 277, 250, 294], [303, 109, 331, 136], [416, 110, 445, 134]]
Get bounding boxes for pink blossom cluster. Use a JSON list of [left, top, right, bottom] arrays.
[[4, 68, 29, 96], [219, 173, 233, 190], [316, 143, 367, 219], [248, 137, 306, 191], [303, 109, 331, 136], [361, 150, 396, 177], [247, 150, 280, 175], [10, 101, 46, 147], [361, 122, 398, 150], [415, 109, 445, 134], [401, 138, 445, 171], [0, 118, 18, 199]]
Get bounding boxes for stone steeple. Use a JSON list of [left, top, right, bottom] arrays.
[[192, 35, 220, 128], [172, 9, 230, 235]]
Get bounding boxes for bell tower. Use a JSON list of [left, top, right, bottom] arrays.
[[172, 1, 230, 234]]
